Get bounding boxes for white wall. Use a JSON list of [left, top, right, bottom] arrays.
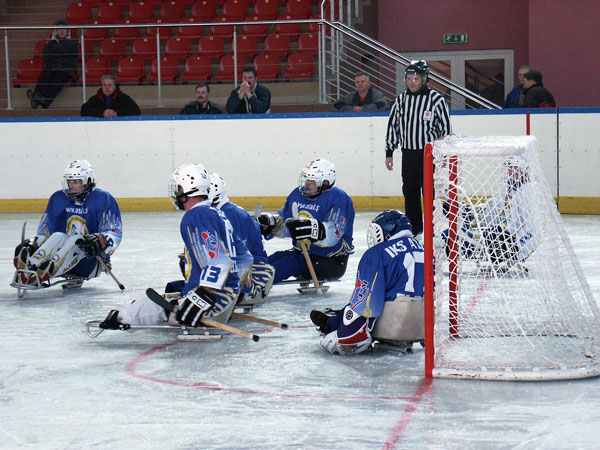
[[1, 110, 598, 203]]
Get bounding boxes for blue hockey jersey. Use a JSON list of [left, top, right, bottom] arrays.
[[349, 231, 424, 318], [35, 188, 122, 255], [180, 201, 253, 295], [276, 186, 355, 257], [218, 201, 268, 264]]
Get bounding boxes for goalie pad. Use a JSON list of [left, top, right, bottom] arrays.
[[371, 296, 424, 343], [239, 262, 275, 305], [320, 306, 373, 355]]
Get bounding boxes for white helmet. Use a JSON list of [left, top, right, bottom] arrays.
[[298, 158, 336, 198], [208, 172, 227, 206], [62, 159, 95, 201], [169, 163, 210, 210]]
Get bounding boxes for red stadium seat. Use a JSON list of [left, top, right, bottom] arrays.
[[165, 37, 192, 61], [321, 0, 340, 20], [209, 17, 234, 39], [66, 3, 92, 26], [253, 0, 279, 20], [177, 17, 206, 40], [99, 38, 127, 63], [97, 2, 124, 24], [145, 20, 174, 41], [242, 15, 269, 40], [132, 37, 158, 61], [128, 1, 154, 24], [77, 38, 95, 62], [82, 21, 110, 43], [214, 54, 245, 80], [80, 0, 104, 6], [263, 33, 291, 60], [191, 0, 217, 22], [197, 35, 225, 61], [33, 40, 48, 60], [113, 20, 141, 42], [116, 56, 145, 82], [284, 0, 311, 19], [159, 1, 186, 22], [273, 14, 301, 39], [233, 34, 258, 60], [146, 55, 179, 82], [12, 58, 43, 86], [297, 32, 318, 57], [141, 0, 163, 6], [180, 54, 213, 81], [80, 56, 111, 84], [253, 52, 280, 80], [283, 52, 314, 79], [222, 0, 248, 21]]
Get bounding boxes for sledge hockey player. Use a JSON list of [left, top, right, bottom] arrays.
[[310, 210, 425, 355], [257, 158, 355, 284], [209, 173, 275, 305], [12, 160, 122, 290], [443, 156, 537, 271], [99, 163, 253, 330]]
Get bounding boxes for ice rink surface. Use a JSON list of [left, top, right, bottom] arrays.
[[1, 211, 599, 450]]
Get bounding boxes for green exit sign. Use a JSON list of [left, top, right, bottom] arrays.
[[444, 34, 468, 43]]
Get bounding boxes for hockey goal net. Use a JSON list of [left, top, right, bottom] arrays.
[[423, 135, 600, 380]]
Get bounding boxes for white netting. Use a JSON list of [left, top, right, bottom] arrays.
[[429, 135, 600, 380]]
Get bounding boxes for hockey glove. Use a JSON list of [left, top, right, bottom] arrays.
[[286, 217, 325, 242], [13, 239, 38, 269], [76, 233, 109, 257], [257, 213, 276, 237], [176, 287, 215, 327]]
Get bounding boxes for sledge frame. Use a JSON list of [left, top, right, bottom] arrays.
[[11, 269, 86, 298]]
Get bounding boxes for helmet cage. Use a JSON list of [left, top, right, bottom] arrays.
[[62, 160, 95, 202], [366, 210, 412, 248], [298, 159, 336, 198]]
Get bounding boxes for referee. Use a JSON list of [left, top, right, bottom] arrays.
[[384, 60, 451, 237]]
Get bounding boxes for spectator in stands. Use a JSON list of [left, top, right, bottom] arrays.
[[521, 70, 556, 108], [81, 74, 141, 118], [226, 67, 271, 114], [27, 20, 78, 109], [502, 64, 531, 108], [332, 72, 388, 112], [180, 83, 222, 115]]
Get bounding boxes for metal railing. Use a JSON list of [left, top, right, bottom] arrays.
[[1, 0, 498, 110]]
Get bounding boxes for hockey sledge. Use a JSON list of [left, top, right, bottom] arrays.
[[11, 269, 85, 298], [85, 319, 224, 341], [279, 278, 340, 294]]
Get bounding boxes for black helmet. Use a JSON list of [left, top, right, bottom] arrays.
[[405, 60, 429, 82]]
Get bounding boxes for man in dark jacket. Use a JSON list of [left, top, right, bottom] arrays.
[[226, 67, 271, 114], [180, 83, 222, 115], [81, 74, 141, 118], [521, 70, 556, 108], [27, 20, 78, 109], [332, 72, 388, 112]]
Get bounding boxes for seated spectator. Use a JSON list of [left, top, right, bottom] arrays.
[[502, 64, 530, 108], [81, 74, 141, 118], [27, 20, 78, 109], [521, 70, 556, 108], [332, 72, 388, 112], [226, 67, 271, 114], [180, 83, 222, 115]]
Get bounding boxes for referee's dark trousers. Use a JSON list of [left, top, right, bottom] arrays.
[[401, 148, 424, 235]]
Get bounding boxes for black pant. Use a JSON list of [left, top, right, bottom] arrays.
[[299, 253, 349, 281], [401, 148, 424, 235], [34, 69, 71, 108]]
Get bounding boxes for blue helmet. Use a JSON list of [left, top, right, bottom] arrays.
[[366, 210, 412, 248]]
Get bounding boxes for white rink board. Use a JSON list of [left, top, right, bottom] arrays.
[[0, 110, 598, 200]]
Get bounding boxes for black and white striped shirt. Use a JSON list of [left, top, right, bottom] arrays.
[[385, 87, 451, 154]]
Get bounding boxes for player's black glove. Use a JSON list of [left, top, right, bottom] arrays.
[[257, 213, 276, 237], [176, 287, 215, 327], [286, 217, 325, 241], [76, 233, 109, 257], [14, 239, 37, 261]]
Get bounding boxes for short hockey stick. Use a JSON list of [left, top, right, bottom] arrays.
[[145, 288, 259, 342], [96, 256, 125, 290], [230, 312, 288, 329], [291, 202, 323, 295]]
